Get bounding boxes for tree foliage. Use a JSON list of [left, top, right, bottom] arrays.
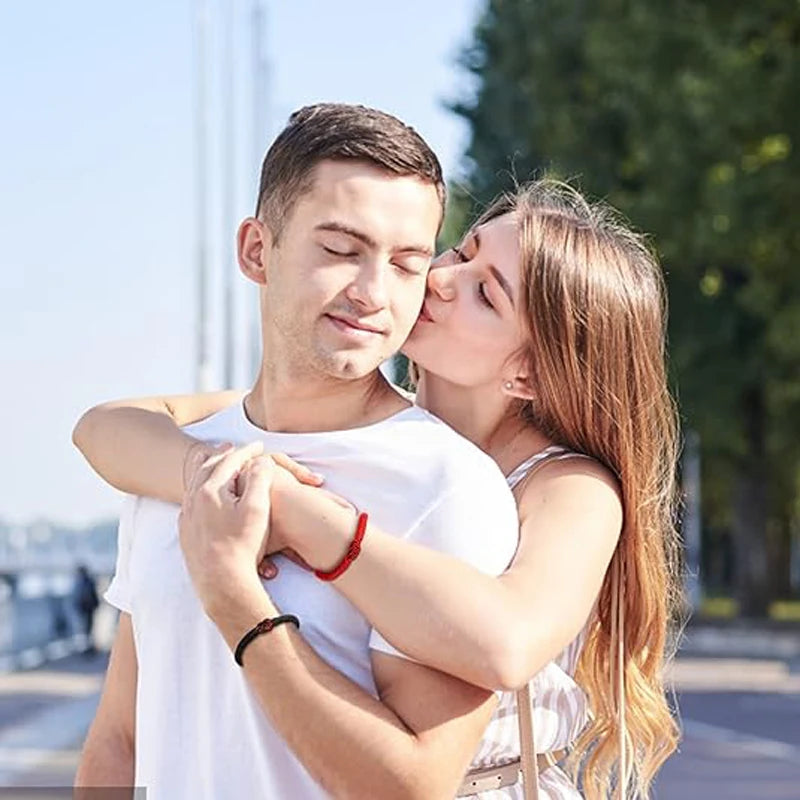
[[452, 0, 800, 614]]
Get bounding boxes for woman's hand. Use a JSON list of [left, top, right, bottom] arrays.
[[270, 453, 325, 489], [260, 461, 358, 580], [257, 454, 326, 578]]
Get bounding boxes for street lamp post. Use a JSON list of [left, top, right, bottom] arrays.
[[194, 0, 213, 391]]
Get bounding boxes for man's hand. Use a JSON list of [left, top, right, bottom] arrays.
[[179, 447, 274, 617]]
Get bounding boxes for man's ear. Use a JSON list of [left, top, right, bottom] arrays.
[[237, 217, 272, 285]]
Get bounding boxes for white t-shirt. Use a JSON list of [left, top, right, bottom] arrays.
[[104, 399, 519, 800]]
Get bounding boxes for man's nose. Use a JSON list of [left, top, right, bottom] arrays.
[[427, 262, 457, 302], [346, 260, 389, 312]]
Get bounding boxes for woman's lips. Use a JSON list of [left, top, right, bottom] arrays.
[[418, 301, 435, 323]]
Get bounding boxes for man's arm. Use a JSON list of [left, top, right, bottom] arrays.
[[74, 613, 137, 792], [182, 450, 498, 798], [212, 590, 497, 800]]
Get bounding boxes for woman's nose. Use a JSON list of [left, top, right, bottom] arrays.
[[427, 261, 457, 301]]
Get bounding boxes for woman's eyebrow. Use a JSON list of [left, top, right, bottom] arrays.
[[474, 229, 515, 307], [489, 265, 515, 308]]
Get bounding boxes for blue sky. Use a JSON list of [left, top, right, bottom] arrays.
[[0, 0, 483, 525]]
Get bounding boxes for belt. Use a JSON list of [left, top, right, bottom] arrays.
[[456, 749, 568, 796]]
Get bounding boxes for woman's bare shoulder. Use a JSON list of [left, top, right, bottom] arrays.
[[516, 453, 623, 528]]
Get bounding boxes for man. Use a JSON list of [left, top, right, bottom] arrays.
[[75, 104, 519, 798]]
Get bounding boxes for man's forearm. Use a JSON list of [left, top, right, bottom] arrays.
[[74, 723, 135, 793], [208, 585, 478, 800]]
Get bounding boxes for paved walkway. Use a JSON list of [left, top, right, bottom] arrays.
[[0, 648, 798, 796], [0, 652, 106, 787]]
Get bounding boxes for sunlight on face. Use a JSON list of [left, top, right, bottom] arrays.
[[260, 160, 441, 383], [403, 212, 526, 387]]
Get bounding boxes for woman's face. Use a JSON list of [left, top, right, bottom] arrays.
[[402, 212, 527, 387]]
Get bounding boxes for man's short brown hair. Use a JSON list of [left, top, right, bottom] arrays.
[[255, 103, 446, 239]]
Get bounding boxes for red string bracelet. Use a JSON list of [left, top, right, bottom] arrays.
[[314, 511, 368, 581]]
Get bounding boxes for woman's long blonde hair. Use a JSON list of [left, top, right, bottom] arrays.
[[477, 180, 683, 798]]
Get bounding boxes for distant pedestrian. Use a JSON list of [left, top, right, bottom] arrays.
[[72, 564, 98, 656], [49, 594, 70, 640]]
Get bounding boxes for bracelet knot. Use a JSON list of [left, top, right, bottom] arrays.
[[314, 511, 368, 582]]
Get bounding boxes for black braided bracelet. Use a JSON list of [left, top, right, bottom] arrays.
[[234, 615, 300, 667]]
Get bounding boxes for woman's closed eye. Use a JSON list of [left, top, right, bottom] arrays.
[[451, 245, 493, 308], [451, 246, 468, 262]]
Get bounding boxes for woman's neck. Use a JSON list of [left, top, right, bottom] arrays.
[[416, 371, 552, 475]]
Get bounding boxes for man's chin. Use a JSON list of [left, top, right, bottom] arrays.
[[320, 349, 389, 381]]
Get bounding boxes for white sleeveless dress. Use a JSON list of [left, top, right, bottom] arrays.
[[461, 446, 591, 799]]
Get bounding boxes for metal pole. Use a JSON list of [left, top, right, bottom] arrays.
[[248, 0, 269, 378], [222, 0, 237, 389], [249, 0, 268, 381], [683, 429, 703, 612], [195, 0, 213, 391], [252, 0, 267, 171]]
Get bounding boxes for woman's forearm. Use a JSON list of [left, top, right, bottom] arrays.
[[275, 465, 620, 693], [274, 486, 539, 691], [73, 405, 197, 503], [72, 392, 242, 504], [337, 529, 537, 691]]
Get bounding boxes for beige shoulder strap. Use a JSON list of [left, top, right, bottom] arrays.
[[516, 682, 539, 800], [513, 449, 628, 799], [611, 555, 628, 798], [510, 448, 595, 498], [513, 448, 592, 800]]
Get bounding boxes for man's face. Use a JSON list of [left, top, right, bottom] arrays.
[[257, 160, 441, 382]]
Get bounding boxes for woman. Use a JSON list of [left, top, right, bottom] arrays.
[[74, 180, 682, 798]]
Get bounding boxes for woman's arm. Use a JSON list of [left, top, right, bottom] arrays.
[[72, 391, 244, 503], [75, 388, 622, 693], [271, 458, 623, 691]]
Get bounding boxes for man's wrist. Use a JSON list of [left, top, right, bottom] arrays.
[[205, 577, 276, 651]]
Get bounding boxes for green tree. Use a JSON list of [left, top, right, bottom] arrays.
[[453, 0, 800, 615]]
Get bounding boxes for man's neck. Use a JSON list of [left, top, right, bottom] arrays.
[[244, 367, 409, 434]]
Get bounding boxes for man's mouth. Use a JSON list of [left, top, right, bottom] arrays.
[[325, 314, 385, 336]]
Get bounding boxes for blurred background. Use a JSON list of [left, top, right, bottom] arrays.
[[1, 1, 798, 797]]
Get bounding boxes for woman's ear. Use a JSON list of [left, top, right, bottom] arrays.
[[502, 353, 536, 400], [237, 217, 272, 285], [502, 375, 536, 401]]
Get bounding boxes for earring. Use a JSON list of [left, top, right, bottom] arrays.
[[503, 381, 514, 391]]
